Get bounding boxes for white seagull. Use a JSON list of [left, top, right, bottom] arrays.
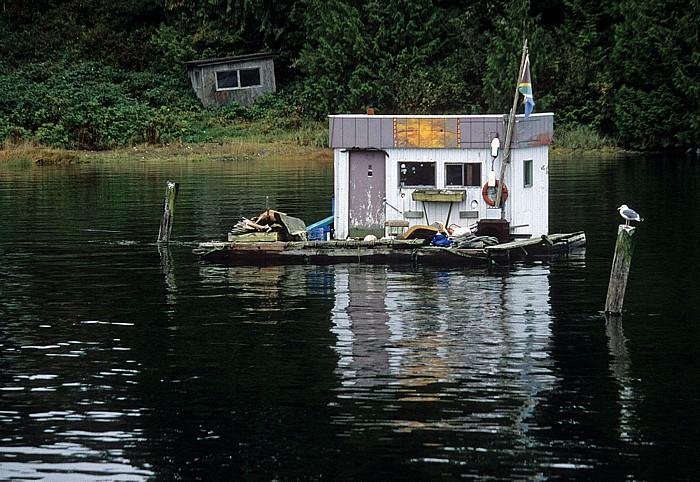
[[617, 204, 644, 225]]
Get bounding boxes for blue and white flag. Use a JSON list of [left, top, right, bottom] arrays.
[[518, 53, 535, 118]]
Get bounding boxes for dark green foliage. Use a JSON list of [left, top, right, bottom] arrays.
[[157, 0, 302, 79], [297, 0, 484, 116], [1, 0, 162, 69], [538, 2, 618, 133], [609, 0, 699, 149], [0, 61, 201, 149], [0, 0, 698, 151], [250, 92, 307, 129], [482, 0, 534, 113]]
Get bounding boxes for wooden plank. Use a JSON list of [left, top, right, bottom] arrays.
[[485, 232, 584, 252], [412, 189, 465, 202]]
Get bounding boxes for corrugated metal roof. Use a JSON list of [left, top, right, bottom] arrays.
[[183, 52, 278, 69], [328, 113, 554, 149]]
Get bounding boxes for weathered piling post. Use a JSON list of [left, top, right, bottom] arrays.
[[157, 181, 179, 243], [605, 225, 637, 316]]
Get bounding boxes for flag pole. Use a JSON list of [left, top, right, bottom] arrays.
[[495, 39, 528, 211]]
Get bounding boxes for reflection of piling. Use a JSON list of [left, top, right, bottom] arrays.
[[605, 225, 636, 316], [157, 181, 179, 243]]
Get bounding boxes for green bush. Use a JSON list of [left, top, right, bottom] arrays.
[[554, 124, 615, 150], [250, 92, 305, 129], [0, 60, 202, 149], [0, 117, 29, 145]]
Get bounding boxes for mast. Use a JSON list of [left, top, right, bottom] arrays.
[[495, 39, 528, 211]]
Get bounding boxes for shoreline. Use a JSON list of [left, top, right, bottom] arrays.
[[0, 140, 332, 165], [1, 141, 640, 165]]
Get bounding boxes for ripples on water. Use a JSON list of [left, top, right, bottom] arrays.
[[1, 156, 699, 480]]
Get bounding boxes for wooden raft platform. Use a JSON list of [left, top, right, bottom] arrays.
[[193, 232, 586, 267]]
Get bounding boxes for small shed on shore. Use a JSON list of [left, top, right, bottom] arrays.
[[328, 113, 554, 240], [183, 52, 277, 108]]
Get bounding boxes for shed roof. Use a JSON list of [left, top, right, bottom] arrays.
[[328, 113, 553, 149], [183, 52, 278, 69]]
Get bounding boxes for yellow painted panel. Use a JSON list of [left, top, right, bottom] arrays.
[[394, 118, 459, 148]]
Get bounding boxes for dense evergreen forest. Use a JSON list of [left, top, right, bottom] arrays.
[[0, 0, 698, 151]]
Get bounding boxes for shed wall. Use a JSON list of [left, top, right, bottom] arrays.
[[189, 57, 276, 107]]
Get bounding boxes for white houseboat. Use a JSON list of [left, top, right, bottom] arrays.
[[194, 111, 587, 266], [329, 112, 552, 243]]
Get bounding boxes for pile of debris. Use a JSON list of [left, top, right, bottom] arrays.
[[418, 224, 500, 248], [229, 209, 308, 242], [450, 233, 500, 249]]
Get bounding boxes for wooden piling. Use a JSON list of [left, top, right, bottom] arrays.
[[157, 181, 179, 243], [605, 225, 636, 316]]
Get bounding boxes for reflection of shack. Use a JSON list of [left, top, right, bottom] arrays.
[[184, 52, 277, 107], [330, 266, 556, 438], [331, 268, 392, 386]]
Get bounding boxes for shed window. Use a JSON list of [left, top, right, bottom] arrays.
[[523, 159, 533, 187], [239, 68, 261, 87], [216, 67, 262, 91], [399, 162, 435, 187], [216, 70, 238, 89], [445, 163, 482, 187]]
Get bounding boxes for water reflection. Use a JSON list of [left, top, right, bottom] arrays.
[[605, 316, 641, 444], [330, 265, 558, 471], [158, 243, 178, 313]]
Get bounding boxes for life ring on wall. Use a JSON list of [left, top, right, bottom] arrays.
[[482, 180, 508, 206]]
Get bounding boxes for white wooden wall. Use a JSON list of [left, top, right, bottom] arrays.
[[334, 146, 549, 239]]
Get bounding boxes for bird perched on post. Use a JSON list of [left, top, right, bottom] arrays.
[[617, 204, 644, 225]]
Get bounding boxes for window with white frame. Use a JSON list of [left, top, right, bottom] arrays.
[[399, 161, 435, 187], [445, 162, 482, 187], [216, 67, 262, 91]]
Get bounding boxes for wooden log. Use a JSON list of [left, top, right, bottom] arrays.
[[605, 225, 636, 315], [157, 181, 179, 243]]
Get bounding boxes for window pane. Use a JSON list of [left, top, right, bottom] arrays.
[[465, 163, 481, 186], [216, 70, 238, 89], [445, 163, 481, 186], [399, 162, 435, 187], [445, 164, 464, 186], [239, 68, 261, 87], [523, 159, 533, 187]]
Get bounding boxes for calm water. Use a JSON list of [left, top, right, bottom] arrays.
[[1, 154, 699, 481]]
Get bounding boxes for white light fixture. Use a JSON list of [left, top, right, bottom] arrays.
[[488, 170, 496, 187], [488, 134, 500, 187], [491, 135, 500, 158]]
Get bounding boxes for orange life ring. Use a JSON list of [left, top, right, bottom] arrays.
[[482, 180, 508, 206]]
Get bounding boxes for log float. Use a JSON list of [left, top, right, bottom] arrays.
[[193, 232, 586, 267]]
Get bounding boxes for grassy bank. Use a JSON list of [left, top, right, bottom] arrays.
[[0, 119, 332, 164], [1, 120, 627, 165], [550, 125, 634, 159]]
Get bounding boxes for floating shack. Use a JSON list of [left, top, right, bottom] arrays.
[[193, 112, 587, 266], [329, 112, 552, 242]]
